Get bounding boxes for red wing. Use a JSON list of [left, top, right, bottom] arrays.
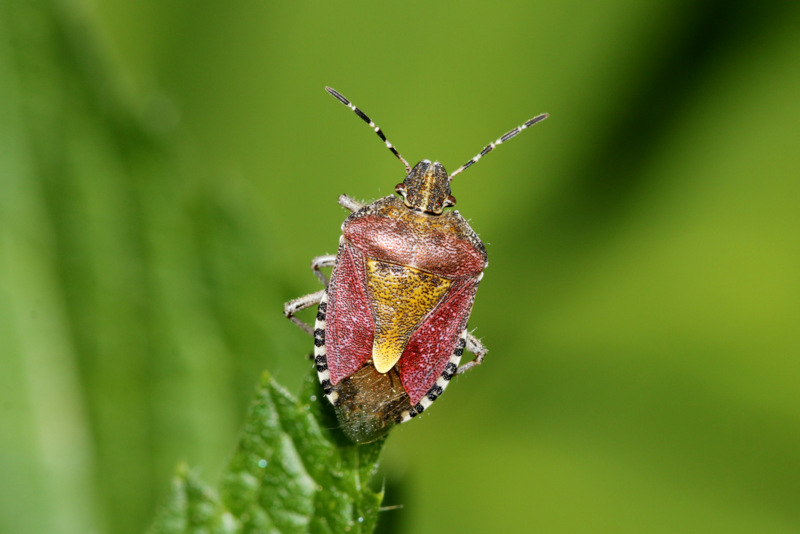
[[325, 242, 374, 385], [398, 277, 479, 405]]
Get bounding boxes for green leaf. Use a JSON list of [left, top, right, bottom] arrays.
[[149, 464, 236, 534], [150, 368, 386, 534]]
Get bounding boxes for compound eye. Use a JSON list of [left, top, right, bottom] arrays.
[[395, 183, 407, 197], [443, 195, 456, 208]]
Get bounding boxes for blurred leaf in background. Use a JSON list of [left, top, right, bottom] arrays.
[[1, 1, 283, 531], [1, 0, 799, 533]]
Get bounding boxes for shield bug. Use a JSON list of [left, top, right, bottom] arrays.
[[285, 87, 547, 443]]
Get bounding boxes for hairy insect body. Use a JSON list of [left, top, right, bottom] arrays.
[[319, 191, 487, 442], [284, 87, 546, 444]]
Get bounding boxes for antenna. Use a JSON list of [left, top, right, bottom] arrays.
[[449, 113, 548, 180], [325, 87, 411, 173]]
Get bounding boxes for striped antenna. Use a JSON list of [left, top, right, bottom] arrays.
[[449, 113, 549, 180], [325, 87, 411, 173]]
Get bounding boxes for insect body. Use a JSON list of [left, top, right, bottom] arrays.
[[285, 87, 547, 443]]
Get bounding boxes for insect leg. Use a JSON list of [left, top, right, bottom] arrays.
[[311, 255, 337, 286], [284, 289, 326, 337], [338, 194, 364, 213], [455, 332, 488, 375]]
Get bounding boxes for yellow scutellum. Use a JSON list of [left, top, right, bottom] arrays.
[[366, 259, 451, 373]]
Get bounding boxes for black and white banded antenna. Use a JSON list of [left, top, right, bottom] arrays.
[[325, 87, 411, 173], [449, 112, 549, 180]]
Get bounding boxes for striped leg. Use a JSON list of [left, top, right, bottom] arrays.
[[326, 87, 411, 172], [449, 113, 549, 179]]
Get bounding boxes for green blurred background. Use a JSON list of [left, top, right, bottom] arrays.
[[2, 0, 800, 532]]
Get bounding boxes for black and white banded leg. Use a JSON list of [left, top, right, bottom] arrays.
[[449, 113, 549, 179], [326, 87, 411, 173]]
